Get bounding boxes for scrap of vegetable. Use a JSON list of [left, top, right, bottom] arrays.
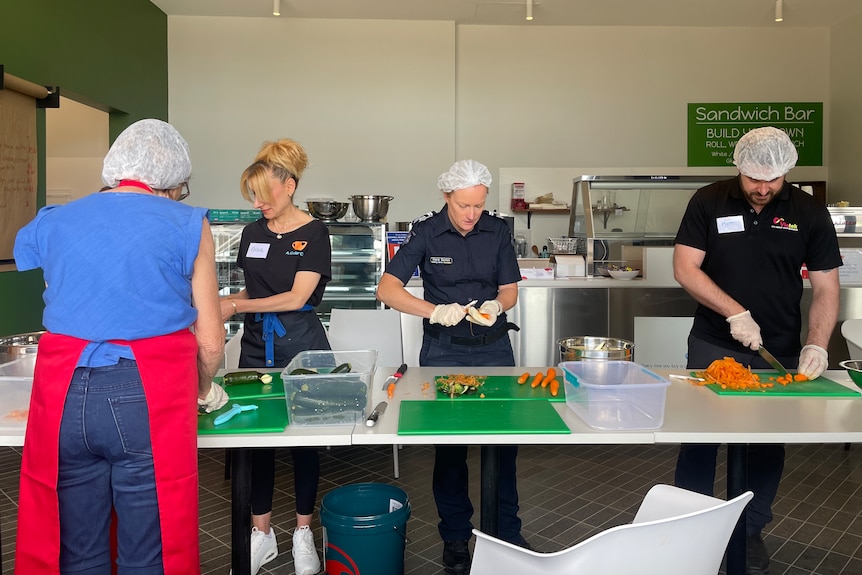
[[437, 374, 487, 398], [3, 409, 28, 421], [387, 382, 396, 399], [696, 357, 771, 390]]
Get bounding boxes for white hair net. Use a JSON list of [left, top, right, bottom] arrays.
[[437, 160, 492, 192], [733, 126, 798, 181], [101, 119, 192, 190]]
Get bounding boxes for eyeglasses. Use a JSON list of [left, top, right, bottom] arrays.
[[177, 182, 190, 201]]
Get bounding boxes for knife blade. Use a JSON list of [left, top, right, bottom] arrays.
[[381, 363, 408, 390], [365, 401, 388, 427], [758, 346, 789, 375]]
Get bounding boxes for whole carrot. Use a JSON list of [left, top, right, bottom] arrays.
[[549, 379, 560, 397], [531, 372, 544, 388], [517, 372, 530, 385], [541, 367, 556, 388]]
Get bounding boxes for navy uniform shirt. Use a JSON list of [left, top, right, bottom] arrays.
[[385, 206, 521, 337], [675, 176, 841, 356]]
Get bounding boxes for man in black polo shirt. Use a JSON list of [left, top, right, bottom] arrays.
[[673, 126, 841, 575], [377, 159, 524, 574]]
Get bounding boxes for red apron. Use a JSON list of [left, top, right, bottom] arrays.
[[15, 330, 201, 574]]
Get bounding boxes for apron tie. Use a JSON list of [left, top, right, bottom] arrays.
[[254, 305, 313, 366], [255, 312, 287, 367]]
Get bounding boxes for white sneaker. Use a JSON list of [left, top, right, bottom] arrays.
[[249, 526, 278, 574], [292, 525, 321, 575]]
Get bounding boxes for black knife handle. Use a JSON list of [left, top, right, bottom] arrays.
[[396, 363, 408, 376]]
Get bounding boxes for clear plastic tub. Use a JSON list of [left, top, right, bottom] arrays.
[[558, 360, 669, 430], [282, 350, 377, 426]]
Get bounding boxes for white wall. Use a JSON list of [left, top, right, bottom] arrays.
[[45, 98, 109, 204], [829, 12, 862, 202], [168, 17, 456, 222], [167, 18, 834, 224]]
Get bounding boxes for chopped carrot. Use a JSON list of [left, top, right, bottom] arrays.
[[480, 312, 490, 319], [694, 357, 769, 391], [793, 373, 809, 382], [531, 372, 543, 388], [517, 372, 530, 385], [549, 379, 560, 397], [387, 382, 396, 399]]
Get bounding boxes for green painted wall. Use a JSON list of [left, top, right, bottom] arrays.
[[0, 0, 168, 337]]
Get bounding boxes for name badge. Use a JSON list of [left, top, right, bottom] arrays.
[[716, 215, 745, 234], [430, 256, 453, 265], [246, 243, 271, 258]]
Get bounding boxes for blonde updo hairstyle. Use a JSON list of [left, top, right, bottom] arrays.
[[240, 138, 309, 204]]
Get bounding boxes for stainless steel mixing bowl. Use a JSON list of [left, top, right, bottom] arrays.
[[349, 195, 393, 222], [307, 200, 349, 222]]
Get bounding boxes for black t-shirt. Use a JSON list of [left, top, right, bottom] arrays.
[[674, 176, 841, 356], [385, 206, 521, 337], [237, 218, 331, 305]]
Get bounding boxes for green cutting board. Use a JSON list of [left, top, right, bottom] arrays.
[[433, 375, 565, 402], [216, 371, 285, 400], [398, 399, 570, 435], [698, 372, 860, 397], [198, 397, 288, 434]]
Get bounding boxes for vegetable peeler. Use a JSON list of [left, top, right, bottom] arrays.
[[213, 403, 259, 425]]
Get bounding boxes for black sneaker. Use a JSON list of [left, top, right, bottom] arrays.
[[746, 534, 771, 575], [442, 540, 471, 574]]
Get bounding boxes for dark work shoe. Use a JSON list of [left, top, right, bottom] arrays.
[[442, 540, 471, 574], [746, 534, 771, 575]]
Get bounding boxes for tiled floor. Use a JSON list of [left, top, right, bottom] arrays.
[[1, 442, 860, 574]]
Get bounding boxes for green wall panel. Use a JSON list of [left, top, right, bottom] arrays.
[[0, 0, 168, 337]]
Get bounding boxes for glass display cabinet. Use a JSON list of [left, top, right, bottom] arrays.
[[567, 175, 726, 274], [211, 221, 386, 335]]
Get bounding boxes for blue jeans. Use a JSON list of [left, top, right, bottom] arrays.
[[420, 334, 523, 543], [58, 359, 163, 575]]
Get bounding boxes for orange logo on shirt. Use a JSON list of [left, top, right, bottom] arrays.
[[292, 240, 308, 251]]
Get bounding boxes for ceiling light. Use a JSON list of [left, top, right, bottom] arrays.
[[526, 0, 533, 21], [775, 0, 783, 22], [273, 0, 280, 16]]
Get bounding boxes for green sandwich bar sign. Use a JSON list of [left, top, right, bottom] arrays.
[[687, 102, 823, 168]]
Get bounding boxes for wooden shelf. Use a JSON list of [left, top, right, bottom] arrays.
[[512, 207, 570, 228]]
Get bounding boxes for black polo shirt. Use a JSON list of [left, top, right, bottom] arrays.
[[385, 206, 521, 337], [675, 176, 841, 356]]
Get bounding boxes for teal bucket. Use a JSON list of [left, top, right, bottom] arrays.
[[320, 483, 411, 575]]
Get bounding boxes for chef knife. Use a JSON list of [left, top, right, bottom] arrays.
[[381, 363, 408, 390], [758, 345, 789, 376], [365, 401, 387, 427]]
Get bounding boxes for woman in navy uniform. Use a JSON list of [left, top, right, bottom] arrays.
[[377, 160, 524, 574]]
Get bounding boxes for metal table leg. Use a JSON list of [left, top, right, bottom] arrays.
[[479, 445, 500, 536], [726, 444, 748, 575], [230, 447, 252, 575]]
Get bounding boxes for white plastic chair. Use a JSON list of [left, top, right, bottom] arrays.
[[470, 484, 753, 575], [327, 308, 405, 477], [841, 319, 862, 359]]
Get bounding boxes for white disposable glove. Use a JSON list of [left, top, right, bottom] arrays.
[[726, 310, 763, 350], [430, 302, 468, 327], [197, 382, 229, 414], [466, 300, 503, 327], [798, 344, 828, 380]]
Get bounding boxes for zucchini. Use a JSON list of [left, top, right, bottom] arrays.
[[223, 371, 262, 385], [289, 391, 366, 410], [289, 368, 319, 375], [332, 362, 352, 373], [293, 378, 367, 396]]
